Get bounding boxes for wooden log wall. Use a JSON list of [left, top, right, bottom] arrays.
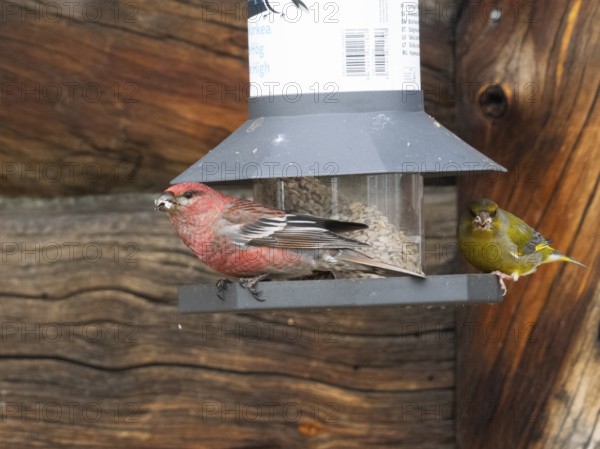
[[455, 1, 599, 448], [0, 0, 457, 196], [1, 0, 464, 447], [0, 188, 458, 448]]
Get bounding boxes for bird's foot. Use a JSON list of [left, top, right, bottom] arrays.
[[491, 270, 514, 280], [491, 270, 512, 296], [239, 275, 267, 301], [216, 279, 231, 301]]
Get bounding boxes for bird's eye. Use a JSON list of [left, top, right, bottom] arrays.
[[490, 209, 497, 218], [183, 191, 194, 199], [469, 208, 477, 218]]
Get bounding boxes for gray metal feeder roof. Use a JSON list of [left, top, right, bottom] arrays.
[[172, 90, 505, 184]]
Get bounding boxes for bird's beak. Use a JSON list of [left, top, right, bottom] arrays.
[[155, 192, 177, 212], [473, 212, 492, 230]]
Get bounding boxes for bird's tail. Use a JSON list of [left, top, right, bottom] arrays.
[[547, 251, 587, 268], [338, 251, 425, 278]]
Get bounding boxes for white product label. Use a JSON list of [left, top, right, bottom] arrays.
[[247, 0, 421, 98]]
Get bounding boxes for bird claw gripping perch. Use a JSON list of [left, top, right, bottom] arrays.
[[216, 279, 231, 301], [239, 275, 268, 301], [216, 277, 266, 301], [492, 271, 512, 296]]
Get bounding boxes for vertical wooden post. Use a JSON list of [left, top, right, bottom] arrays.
[[455, 1, 599, 448]]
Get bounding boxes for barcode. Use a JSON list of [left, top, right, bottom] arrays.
[[344, 29, 368, 76], [374, 28, 389, 76]]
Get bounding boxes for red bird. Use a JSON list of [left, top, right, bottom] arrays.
[[155, 182, 425, 300]]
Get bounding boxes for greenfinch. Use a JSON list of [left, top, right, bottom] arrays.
[[457, 198, 585, 294]]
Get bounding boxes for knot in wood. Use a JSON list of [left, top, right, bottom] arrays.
[[477, 83, 510, 119]]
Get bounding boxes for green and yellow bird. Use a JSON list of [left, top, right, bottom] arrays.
[[457, 198, 585, 294]]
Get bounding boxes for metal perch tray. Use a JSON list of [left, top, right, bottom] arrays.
[[178, 274, 503, 313]]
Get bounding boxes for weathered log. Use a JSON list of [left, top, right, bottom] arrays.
[[0, 187, 458, 448], [0, 0, 459, 196], [455, 1, 600, 448]]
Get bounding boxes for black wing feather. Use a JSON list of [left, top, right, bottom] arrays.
[[241, 214, 368, 249]]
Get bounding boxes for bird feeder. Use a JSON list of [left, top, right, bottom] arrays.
[[172, 0, 506, 313]]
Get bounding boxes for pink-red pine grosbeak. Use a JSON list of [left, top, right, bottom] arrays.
[[155, 182, 425, 299]]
